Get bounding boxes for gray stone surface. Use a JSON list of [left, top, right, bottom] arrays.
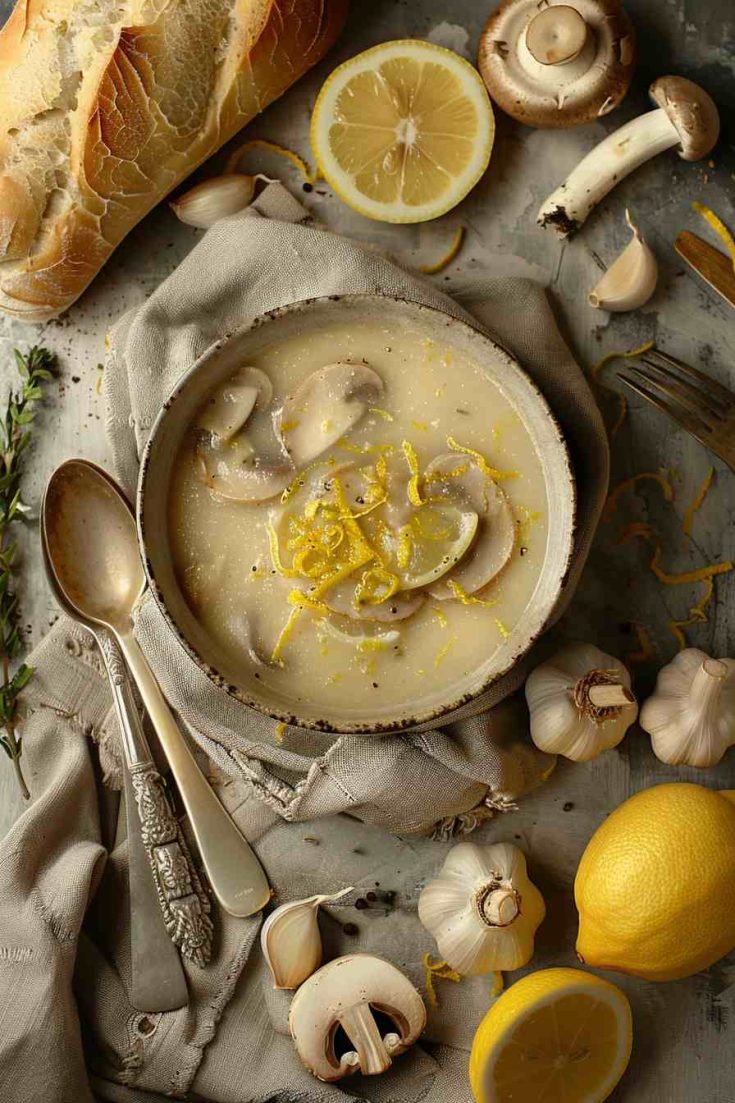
[[0, 1, 733, 1099]]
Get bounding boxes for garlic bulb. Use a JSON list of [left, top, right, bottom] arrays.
[[525, 642, 638, 761], [170, 173, 269, 229], [588, 210, 658, 312], [641, 648, 735, 767], [261, 886, 352, 989], [418, 842, 545, 975]]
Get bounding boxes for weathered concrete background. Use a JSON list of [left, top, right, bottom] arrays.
[[0, 0, 733, 1098]]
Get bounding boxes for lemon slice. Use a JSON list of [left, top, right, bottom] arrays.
[[310, 40, 495, 223], [469, 968, 632, 1103], [390, 503, 478, 590]]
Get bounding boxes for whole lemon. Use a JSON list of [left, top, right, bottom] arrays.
[[575, 782, 735, 981]]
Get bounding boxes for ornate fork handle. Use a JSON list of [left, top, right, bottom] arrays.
[[98, 629, 214, 966]]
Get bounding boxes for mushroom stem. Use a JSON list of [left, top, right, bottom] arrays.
[[538, 107, 679, 235], [525, 6, 589, 67], [338, 1003, 392, 1075]]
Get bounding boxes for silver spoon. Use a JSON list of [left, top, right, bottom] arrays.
[[42, 459, 271, 923]]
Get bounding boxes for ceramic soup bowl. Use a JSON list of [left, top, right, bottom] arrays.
[[138, 294, 575, 734]]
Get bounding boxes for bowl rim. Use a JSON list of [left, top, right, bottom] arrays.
[[137, 292, 577, 735]]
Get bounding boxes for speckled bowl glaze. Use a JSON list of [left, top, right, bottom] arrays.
[[138, 294, 575, 734]]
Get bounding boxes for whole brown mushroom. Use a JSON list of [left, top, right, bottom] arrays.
[[538, 75, 720, 235], [478, 0, 635, 128]]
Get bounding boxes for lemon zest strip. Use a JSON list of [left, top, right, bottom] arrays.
[[419, 225, 466, 274], [682, 466, 714, 536], [495, 618, 510, 638], [604, 471, 674, 521], [287, 590, 331, 616], [668, 577, 716, 650], [225, 137, 317, 183], [274, 722, 287, 744], [589, 339, 655, 385], [270, 607, 302, 665], [692, 201, 735, 271], [589, 339, 655, 438], [434, 635, 457, 667], [491, 971, 504, 997], [369, 406, 394, 421], [448, 580, 498, 607], [425, 461, 470, 484], [422, 954, 461, 1009], [446, 436, 517, 480], [402, 440, 424, 506], [619, 524, 733, 585], [354, 566, 400, 606], [432, 606, 449, 628], [266, 520, 299, 577]]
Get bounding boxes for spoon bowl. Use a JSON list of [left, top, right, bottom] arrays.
[[43, 460, 145, 631], [42, 458, 271, 918]]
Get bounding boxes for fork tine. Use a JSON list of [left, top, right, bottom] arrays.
[[641, 349, 735, 410], [618, 372, 714, 445], [626, 364, 721, 427]]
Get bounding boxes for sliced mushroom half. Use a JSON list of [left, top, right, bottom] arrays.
[[197, 366, 273, 442], [424, 454, 516, 599], [321, 580, 425, 623], [275, 362, 384, 467], [289, 954, 427, 1082], [196, 435, 294, 503]]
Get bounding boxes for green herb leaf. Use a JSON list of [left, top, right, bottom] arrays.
[[0, 346, 56, 800]]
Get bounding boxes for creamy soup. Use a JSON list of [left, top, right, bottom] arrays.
[[168, 316, 549, 720]]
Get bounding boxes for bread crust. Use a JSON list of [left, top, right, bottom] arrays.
[[0, 0, 347, 320]]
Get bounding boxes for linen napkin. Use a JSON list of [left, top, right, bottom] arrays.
[[102, 183, 609, 837], [0, 184, 609, 1103]]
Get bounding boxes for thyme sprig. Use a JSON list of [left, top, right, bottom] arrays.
[[0, 346, 55, 799]]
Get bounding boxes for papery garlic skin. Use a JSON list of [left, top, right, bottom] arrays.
[[641, 648, 735, 768], [589, 210, 658, 312], [261, 887, 352, 989], [525, 642, 638, 761], [418, 842, 545, 976], [170, 174, 258, 228]]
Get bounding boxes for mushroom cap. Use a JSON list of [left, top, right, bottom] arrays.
[[649, 76, 720, 161], [478, 0, 636, 129], [289, 954, 426, 1082]]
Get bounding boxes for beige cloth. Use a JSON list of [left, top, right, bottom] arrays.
[[102, 183, 608, 836], [0, 185, 608, 1102]]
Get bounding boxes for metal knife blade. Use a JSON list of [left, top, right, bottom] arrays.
[[675, 230, 735, 309], [123, 760, 189, 1012]]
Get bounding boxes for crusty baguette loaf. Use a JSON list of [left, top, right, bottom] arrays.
[[0, 0, 347, 321]]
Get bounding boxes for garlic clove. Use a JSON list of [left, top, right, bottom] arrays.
[[170, 174, 258, 229], [588, 210, 658, 312], [261, 886, 352, 990]]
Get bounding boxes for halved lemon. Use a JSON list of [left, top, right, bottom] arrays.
[[469, 968, 632, 1103], [310, 40, 495, 223]]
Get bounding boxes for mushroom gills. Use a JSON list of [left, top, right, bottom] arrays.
[[288, 954, 427, 1082], [424, 454, 515, 599], [477, 0, 636, 129], [276, 362, 384, 467], [197, 366, 273, 442], [196, 435, 293, 503]]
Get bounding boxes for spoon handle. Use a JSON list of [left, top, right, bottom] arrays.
[[97, 629, 213, 973], [117, 629, 271, 918]]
